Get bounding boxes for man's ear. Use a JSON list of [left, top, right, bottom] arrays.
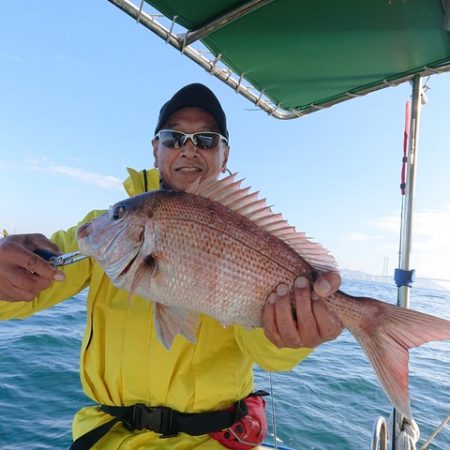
[[152, 139, 159, 167], [222, 145, 230, 172]]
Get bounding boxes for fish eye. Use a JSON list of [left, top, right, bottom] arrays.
[[112, 205, 126, 221]]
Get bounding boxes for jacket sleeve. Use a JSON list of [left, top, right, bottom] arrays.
[[0, 210, 104, 320], [233, 325, 313, 372]]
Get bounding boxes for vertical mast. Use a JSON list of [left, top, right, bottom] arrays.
[[392, 75, 423, 450], [396, 75, 423, 308]]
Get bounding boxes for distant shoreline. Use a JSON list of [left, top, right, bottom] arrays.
[[340, 268, 450, 292]]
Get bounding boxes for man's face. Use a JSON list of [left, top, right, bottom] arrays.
[[152, 107, 229, 192]]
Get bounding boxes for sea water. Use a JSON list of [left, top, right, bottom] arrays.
[[0, 278, 449, 449]]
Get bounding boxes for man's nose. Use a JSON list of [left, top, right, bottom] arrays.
[[180, 138, 198, 155]]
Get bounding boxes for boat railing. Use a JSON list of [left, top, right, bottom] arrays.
[[371, 416, 388, 450]]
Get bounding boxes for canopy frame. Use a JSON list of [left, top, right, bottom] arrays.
[[183, 0, 274, 46], [109, 0, 450, 119]]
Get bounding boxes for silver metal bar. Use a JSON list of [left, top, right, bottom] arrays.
[[391, 75, 423, 450], [183, 0, 274, 46], [107, 0, 450, 120], [397, 75, 422, 309], [136, 0, 145, 23], [34, 249, 88, 267], [371, 416, 388, 450], [50, 251, 88, 267]]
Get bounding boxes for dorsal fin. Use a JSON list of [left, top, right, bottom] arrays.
[[186, 174, 337, 273]]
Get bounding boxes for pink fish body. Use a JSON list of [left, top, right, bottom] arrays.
[[77, 174, 450, 419]]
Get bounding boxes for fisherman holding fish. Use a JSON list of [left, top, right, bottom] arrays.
[[0, 83, 347, 449]]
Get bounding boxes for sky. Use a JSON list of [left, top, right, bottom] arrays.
[[1, 2, 450, 283]]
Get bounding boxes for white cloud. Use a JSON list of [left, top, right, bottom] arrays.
[[342, 232, 383, 242], [337, 208, 450, 279], [1, 51, 23, 63], [370, 208, 450, 279], [370, 215, 400, 233], [26, 157, 123, 190]]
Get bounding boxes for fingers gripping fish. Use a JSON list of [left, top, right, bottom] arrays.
[[76, 173, 450, 419]]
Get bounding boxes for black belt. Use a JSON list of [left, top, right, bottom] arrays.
[[70, 401, 248, 450]]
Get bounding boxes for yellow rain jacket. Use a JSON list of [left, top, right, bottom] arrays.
[[0, 168, 312, 449]]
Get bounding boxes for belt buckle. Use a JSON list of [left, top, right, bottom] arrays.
[[130, 403, 148, 430], [128, 404, 177, 438], [157, 407, 177, 439]]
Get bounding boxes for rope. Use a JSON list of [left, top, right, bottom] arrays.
[[389, 411, 450, 449], [418, 413, 450, 450], [390, 412, 420, 450], [400, 101, 411, 196], [268, 372, 278, 449]]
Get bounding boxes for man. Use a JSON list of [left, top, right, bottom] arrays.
[[0, 83, 342, 449]]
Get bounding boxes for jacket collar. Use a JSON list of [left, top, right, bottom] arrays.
[[122, 167, 160, 197]]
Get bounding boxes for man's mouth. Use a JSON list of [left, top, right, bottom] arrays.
[[174, 166, 202, 173]]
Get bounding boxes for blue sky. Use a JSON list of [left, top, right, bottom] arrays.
[[1, 2, 450, 281]]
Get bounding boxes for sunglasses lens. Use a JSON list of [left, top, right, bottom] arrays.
[[194, 133, 219, 149], [158, 131, 183, 148]]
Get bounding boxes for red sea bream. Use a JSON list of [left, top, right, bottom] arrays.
[[76, 174, 450, 419]]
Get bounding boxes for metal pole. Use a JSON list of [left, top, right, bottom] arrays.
[[397, 75, 422, 309], [392, 75, 423, 450]]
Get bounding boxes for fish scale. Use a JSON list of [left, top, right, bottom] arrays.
[[151, 206, 299, 327], [146, 193, 300, 316], [77, 173, 450, 419]]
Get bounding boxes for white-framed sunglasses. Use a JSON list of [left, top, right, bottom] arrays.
[[155, 129, 228, 150]]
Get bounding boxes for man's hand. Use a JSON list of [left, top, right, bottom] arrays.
[[262, 273, 343, 349], [0, 234, 64, 302]]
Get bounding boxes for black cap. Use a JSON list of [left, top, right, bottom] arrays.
[[154, 83, 228, 140]]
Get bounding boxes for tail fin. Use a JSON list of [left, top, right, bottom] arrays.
[[344, 296, 450, 418]]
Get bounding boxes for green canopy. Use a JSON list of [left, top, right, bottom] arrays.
[[109, 0, 450, 118]]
